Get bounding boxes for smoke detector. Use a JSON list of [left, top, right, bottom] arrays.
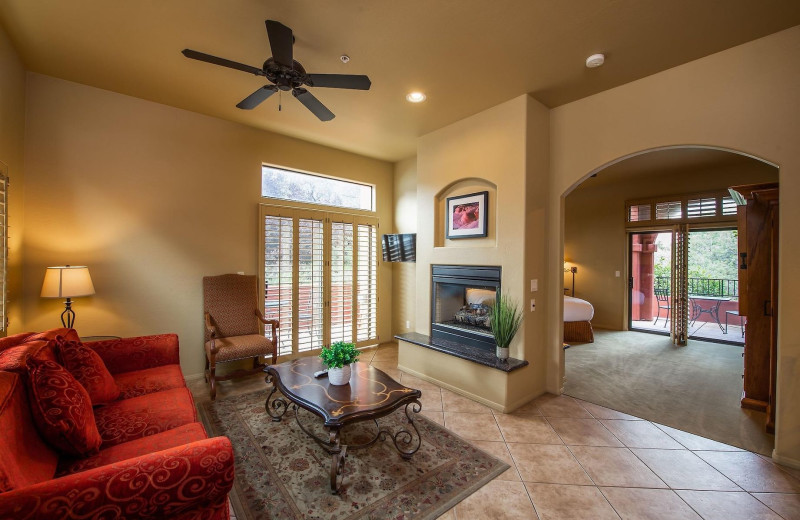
[[585, 53, 605, 68], [586, 54, 606, 69]]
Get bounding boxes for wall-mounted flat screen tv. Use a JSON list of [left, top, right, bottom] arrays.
[[382, 233, 416, 262]]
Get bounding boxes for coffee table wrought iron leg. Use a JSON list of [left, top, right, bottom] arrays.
[[328, 428, 347, 494], [264, 376, 289, 422], [376, 400, 423, 459]]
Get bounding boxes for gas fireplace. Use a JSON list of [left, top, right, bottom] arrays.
[[431, 265, 501, 352]]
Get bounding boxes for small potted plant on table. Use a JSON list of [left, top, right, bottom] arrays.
[[491, 293, 523, 360], [319, 341, 360, 385]]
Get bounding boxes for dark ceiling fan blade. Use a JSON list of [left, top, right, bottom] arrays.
[[236, 85, 278, 109], [265, 20, 294, 67], [182, 49, 264, 76], [292, 88, 335, 121], [306, 74, 371, 90]]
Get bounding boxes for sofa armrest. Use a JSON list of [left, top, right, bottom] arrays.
[[85, 334, 180, 374], [0, 436, 234, 520]]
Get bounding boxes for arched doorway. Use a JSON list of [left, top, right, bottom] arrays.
[[558, 146, 778, 454]]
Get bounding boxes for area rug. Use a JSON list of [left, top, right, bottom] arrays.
[[198, 389, 508, 520]]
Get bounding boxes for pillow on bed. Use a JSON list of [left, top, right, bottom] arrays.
[[466, 288, 496, 306]]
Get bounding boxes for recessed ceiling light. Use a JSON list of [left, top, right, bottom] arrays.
[[406, 92, 426, 103], [586, 53, 605, 68]]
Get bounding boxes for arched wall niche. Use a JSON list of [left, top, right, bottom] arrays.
[[434, 177, 497, 248]]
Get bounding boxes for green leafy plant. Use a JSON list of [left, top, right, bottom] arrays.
[[490, 293, 524, 350], [319, 341, 360, 369]]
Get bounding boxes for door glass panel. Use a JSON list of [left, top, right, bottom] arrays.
[[687, 229, 743, 344], [263, 215, 294, 356], [297, 218, 324, 352], [630, 232, 672, 334], [330, 221, 354, 343]]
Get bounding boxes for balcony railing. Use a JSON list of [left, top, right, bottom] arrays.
[[654, 276, 738, 298]]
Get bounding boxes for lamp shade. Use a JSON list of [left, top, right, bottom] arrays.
[[41, 266, 95, 298]]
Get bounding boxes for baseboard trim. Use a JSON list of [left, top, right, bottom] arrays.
[[397, 364, 544, 413], [772, 451, 800, 470]]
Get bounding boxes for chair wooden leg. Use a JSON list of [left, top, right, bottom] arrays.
[[204, 357, 210, 383], [208, 354, 217, 401]]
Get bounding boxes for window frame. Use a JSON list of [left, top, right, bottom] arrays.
[[625, 189, 737, 229], [261, 163, 376, 213]]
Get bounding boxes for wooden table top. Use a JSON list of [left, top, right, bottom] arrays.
[[265, 357, 422, 427]]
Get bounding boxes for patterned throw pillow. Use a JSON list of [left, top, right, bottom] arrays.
[[57, 339, 120, 405], [26, 358, 102, 456]]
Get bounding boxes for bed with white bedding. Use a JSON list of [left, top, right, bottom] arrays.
[[564, 295, 595, 343]]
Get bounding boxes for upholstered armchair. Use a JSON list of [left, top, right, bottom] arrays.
[[203, 274, 278, 400]]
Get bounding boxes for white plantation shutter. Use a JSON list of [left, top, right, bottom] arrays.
[[330, 219, 354, 344], [297, 216, 324, 352], [356, 222, 378, 344], [686, 197, 717, 218], [263, 214, 294, 356], [260, 205, 378, 358], [0, 167, 6, 334]]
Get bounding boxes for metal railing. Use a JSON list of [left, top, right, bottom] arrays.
[[654, 276, 738, 298]]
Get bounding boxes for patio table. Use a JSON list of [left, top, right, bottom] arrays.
[[689, 296, 730, 332]]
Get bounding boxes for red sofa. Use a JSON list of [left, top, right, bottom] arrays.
[[0, 329, 234, 519]]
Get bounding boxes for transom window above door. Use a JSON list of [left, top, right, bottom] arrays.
[[262, 165, 374, 211]]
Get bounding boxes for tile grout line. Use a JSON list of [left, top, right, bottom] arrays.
[[488, 406, 526, 488]]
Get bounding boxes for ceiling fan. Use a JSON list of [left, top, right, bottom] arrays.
[[182, 20, 371, 121]]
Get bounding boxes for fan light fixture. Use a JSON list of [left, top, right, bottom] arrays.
[[406, 92, 426, 103]]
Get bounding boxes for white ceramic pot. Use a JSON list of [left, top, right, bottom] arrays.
[[496, 346, 509, 360], [328, 364, 352, 385]]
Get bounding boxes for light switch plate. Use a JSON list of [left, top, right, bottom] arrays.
[[615, 271, 620, 277], [531, 279, 538, 292]]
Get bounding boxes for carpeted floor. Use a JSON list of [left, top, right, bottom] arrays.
[[198, 389, 508, 520], [564, 329, 774, 456]]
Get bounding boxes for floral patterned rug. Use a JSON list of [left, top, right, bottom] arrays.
[[198, 389, 508, 520]]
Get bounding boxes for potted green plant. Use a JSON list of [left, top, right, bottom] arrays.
[[490, 293, 524, 360], [319, 341, 360, 385]]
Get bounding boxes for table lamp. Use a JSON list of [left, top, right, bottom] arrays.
[[41, 265, 95, 328]]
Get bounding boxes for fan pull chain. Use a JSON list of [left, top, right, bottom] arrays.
[[278, 91, 282, 112]]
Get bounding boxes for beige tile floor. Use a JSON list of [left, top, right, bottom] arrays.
[[190, 343, 800, 520]]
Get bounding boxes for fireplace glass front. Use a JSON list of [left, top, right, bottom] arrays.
[[431, 265, 501, 352]]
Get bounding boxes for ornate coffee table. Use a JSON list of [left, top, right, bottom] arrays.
[[264, 358, 422, 494]]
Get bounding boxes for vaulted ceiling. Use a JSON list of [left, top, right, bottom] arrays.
[[1, 1, 799, 161]]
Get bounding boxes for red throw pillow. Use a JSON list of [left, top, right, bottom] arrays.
[[26, 357, 102, 457], [57, 339, 120, 405]]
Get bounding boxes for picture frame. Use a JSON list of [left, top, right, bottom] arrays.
[[445, 191, 488, 239]]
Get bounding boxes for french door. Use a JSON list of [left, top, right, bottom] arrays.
[[259, 205, 379, 359], [628, 227, 689, 345]]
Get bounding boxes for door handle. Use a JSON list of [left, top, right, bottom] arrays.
[[739, 253, 747, 270], [764, 300, 772, 317]]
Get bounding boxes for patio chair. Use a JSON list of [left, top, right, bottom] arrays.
[[653, 287, 671, 327]]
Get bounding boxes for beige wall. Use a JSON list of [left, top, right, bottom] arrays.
[[21, 73, 393, 377], [0, 23, 26, 334], [399, 94, 549, 411], [391, 156, 417, 336], [549, 27, 800, 466], [565, 162, 778, 330]]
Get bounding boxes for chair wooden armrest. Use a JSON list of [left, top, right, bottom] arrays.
[[255, 309, 279, 344]]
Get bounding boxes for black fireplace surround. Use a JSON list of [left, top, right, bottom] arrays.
[[431, 264, 501, 352]]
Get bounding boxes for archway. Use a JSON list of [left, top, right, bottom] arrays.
[[557, 146, 778, 454]]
